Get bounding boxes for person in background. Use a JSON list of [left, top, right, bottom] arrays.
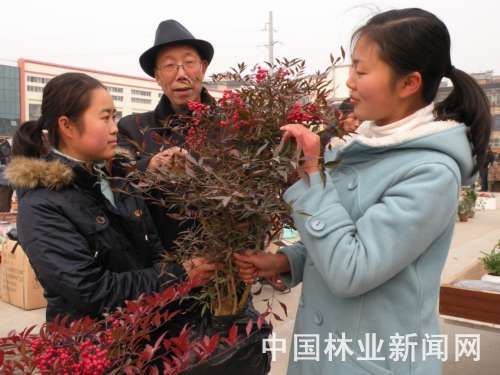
[[338, 98, 360, 134], [480, 146, 495, 191], [0, 137, 13, 212]]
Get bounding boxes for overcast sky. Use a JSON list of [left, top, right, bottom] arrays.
[[1, 0, 498, 79]]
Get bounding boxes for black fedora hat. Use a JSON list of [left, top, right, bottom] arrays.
[[140, 20, 214, 77]]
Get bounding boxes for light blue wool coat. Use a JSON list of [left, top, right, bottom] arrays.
[[279, 110, 474, 375]]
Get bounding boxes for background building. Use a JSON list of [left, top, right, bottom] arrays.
[[0, 58, 234, 137], [18, 59, 165, 124], [2, 59, 499, 147], [0, 61, 20, 136]]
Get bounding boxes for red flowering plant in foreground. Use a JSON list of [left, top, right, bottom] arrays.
[[132, 57, 344, 317], [0, 281, 253, 375]]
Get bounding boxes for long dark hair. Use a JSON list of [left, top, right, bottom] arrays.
[[352, 8, 491, 174], [12, 72, 105, 158]]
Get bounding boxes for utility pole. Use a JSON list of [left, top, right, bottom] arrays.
[[263, 11, 279, 69]]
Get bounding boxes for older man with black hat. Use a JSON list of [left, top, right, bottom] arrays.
[[119, 19, 214, 171], [118, 19, 215, 249]]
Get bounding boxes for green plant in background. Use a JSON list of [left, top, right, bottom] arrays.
[[480, 240, 500, 276], [464, 186, 478, 205], [458, 190, 471, 221], [458, 186, 478, 220], [458, 198, 471, 215]]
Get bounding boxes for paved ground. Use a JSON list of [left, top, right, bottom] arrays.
[[2, 198, 500, 374]]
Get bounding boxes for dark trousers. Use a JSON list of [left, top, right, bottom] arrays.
[[480, 169, 489, 191], [0, 186, 13, 212]]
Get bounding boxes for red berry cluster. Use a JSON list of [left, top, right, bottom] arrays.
[[218, 90, 245, 108], [187, 101, 210, 128], [276, 67, 290, 79], [187, 101, 210, 114], [30, 338, 111, 375], [217, 90, 251, 130], [186, 127, 207, 149], [286, 103, 322, 123], [256, 67, 268, 83], [72, 339, 111, 375]]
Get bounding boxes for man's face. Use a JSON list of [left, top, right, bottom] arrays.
[[154, 45, 208, 110]]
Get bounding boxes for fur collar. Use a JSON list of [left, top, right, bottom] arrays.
[[5, 157, 74, 190], [5, 147, 133, 190]]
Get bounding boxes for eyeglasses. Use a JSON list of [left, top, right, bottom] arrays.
[[158, 60, 202, 74]]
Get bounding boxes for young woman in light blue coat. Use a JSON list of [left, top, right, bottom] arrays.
[[235, 8, 491, 375]]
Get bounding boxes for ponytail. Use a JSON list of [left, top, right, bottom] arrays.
[[435, 68, 492, 173], [12, 118, 46, 158]]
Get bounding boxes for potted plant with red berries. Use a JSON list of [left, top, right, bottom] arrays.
[[118, 56, 345, 373], [133, 58, 342, 318]]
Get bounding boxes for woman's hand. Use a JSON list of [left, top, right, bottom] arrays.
[[183, 257, 223, 288], [281, 124, 321, 174], [233, 251, 290, 284]]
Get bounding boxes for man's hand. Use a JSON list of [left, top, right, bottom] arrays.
[[148, 147, 188, 171]]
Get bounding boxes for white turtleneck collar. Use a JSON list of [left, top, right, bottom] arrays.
[[357, 103, 436, 139], [330, 102, 461, 150]]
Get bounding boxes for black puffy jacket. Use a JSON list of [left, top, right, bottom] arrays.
[[5, 151, 186, 321]]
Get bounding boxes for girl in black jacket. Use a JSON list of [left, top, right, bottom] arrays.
[[6, 72, 219, 322]]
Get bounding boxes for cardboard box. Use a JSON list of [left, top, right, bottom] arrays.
[[440, 260, 500, 326], [0, 239, 47, 310]]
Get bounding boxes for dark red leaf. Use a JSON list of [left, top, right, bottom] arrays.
[[245, 319, 254, 336], [257, 315, 265, 330], [279, 301, 288, 317], [153, 312, 161, 328], [224, 324, 239, 345], [273, 312, 284, 321], [253, 286, 263, 296], [140, 344, 155, 362]]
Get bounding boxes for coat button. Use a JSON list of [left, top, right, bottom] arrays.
[[96, 216, 106, 224], [310, 219, 325, 231], [313, 311, 323, 326], [347, 178, 358, 190]]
